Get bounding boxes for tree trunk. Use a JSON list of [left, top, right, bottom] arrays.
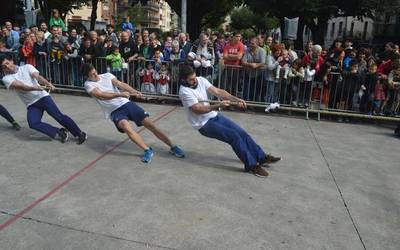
[[309, 18, 328, 46], [90, 0, 99, 31], [295, 17, 305, 50], [279, 16, 285, 41]]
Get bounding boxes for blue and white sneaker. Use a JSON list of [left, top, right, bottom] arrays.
[[170, 145, 185, 158], [141, 148, 154, 163]]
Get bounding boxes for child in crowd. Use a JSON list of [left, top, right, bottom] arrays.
[[105, 45, 123, 80], [156, 63, 170, 95], [276, 49, 291, 79], [288, 59, 305, 106], [139, 61, 156, 93], [360, 63, 379, 114], [374, 78, 388, 115], [21, 33, 36, 66], [388, 65, 400, 115], [303, 61, 316, 106], [49, 36, 64, 63]]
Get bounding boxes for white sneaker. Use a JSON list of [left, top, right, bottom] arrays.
[[270, 102, 280, 111], [265, 104, 271, 113]]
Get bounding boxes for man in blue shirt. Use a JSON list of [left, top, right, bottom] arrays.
[[2, 22, 20, 51]]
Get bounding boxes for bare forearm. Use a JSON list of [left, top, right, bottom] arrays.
[[36, 75, 51, 86], [191, 104, 221, 115], [217, 89, 240, 102], [12, 84, 41, 92]]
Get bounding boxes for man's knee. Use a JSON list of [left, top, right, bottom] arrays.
[[117, 120, 131, 132], [28, 119, 40, 129]]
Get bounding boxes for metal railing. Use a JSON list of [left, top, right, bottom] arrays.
[[1, 52, 399, 122]]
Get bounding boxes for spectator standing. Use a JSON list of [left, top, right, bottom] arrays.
[[49, 9, 67, 33], [40, 22, 51, 39], [21, 33, 36, 66], [241, 37, 266, 101], [179, 32, 191, 58]]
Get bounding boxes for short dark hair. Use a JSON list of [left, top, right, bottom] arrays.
[[106, 24, 114, 29], [0, 53, 12, 64], [179, 64, 195, 80], [81, 63, 95, 77]]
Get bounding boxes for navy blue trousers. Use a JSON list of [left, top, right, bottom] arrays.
[[0, 104, 15, 124], [199, 114, 267, 171], [27, 96, 82, 138]]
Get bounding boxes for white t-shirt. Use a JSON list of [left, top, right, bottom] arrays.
[[2, 64, 49, 107], [84, 73, 129, 119], [179, 76, 218, 130]]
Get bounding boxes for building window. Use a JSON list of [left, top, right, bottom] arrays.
[[330, 22, 335, 38], [338, 21, 343, 36], [363, 22, 368, 40]]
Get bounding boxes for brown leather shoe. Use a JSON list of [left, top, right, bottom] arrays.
[[251, 165, 269, 178], [264, 154, 281, 164]]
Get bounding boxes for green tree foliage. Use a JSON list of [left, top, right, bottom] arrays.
[[230, 6, 279, 34], [166, 0, 241, 37], [243, 0, 400, 46]]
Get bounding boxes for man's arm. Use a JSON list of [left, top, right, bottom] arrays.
[[8, 80, 45, 92], [88, 87, 130, 100], [111, 78, 143, 98], [189, 101, 229, 115], [207, 85, 246, 109], [31, 72, 55, 90]]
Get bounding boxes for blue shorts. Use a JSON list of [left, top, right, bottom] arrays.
[[110, 101, 149, 133]]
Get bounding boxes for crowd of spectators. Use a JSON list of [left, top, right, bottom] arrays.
[[1, 9, 400, 117]]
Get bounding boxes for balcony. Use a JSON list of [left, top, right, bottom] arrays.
[[143, 1, 160, 12], [142, 16, 160, 25]]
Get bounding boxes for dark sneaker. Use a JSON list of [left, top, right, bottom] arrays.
[[12, 121, 21, 131], [251, 165, 269, 178], [141, 147, 154, 163], [170, 145, 185, 158], [263, 154, 281, 165], [76, 132, 88, 145], [57, 128, 69, 143]]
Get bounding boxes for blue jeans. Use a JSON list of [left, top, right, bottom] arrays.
[[0, 104, 15, 124], [27, 96, 82, 138], [199, 114, 267, 171], [265, 80, 278, 104]]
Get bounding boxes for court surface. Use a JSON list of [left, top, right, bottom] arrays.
[[0, 89, 399, 250]]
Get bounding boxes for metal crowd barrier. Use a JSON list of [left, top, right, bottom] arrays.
[[1, 51, 399, 122]]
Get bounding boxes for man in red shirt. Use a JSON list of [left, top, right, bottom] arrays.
[[223, 32, 245, 65], [221, 31, 245, 94]]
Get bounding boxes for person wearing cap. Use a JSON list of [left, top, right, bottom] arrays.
[[178, 65, 281, 178], [81, 63, 185, 163], [0, 55, 87, 144]]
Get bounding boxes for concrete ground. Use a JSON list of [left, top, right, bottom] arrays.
[[0, 89, 399, 250]]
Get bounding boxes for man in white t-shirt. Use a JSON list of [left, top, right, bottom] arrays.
[[178, 65, 281, 178], [81, 63, 185, 163], [0, 55, 87, 144]]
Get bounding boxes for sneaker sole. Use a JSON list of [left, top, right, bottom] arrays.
[[77, 134, 88, 145], [61, 133, 69, 143], [141, 153, 154, 164], [251, 172, 269, 178], [169, 151, 185, 158]]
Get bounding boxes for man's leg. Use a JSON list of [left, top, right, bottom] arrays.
[[117, 119, 149, 150], [142, 117, 173, 147], [0, 104, 16, 124], [216, 114, 267, 163], [199, 116, 258, 171], [42, 96, 83, 137], [27, 103, 59, 138]]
